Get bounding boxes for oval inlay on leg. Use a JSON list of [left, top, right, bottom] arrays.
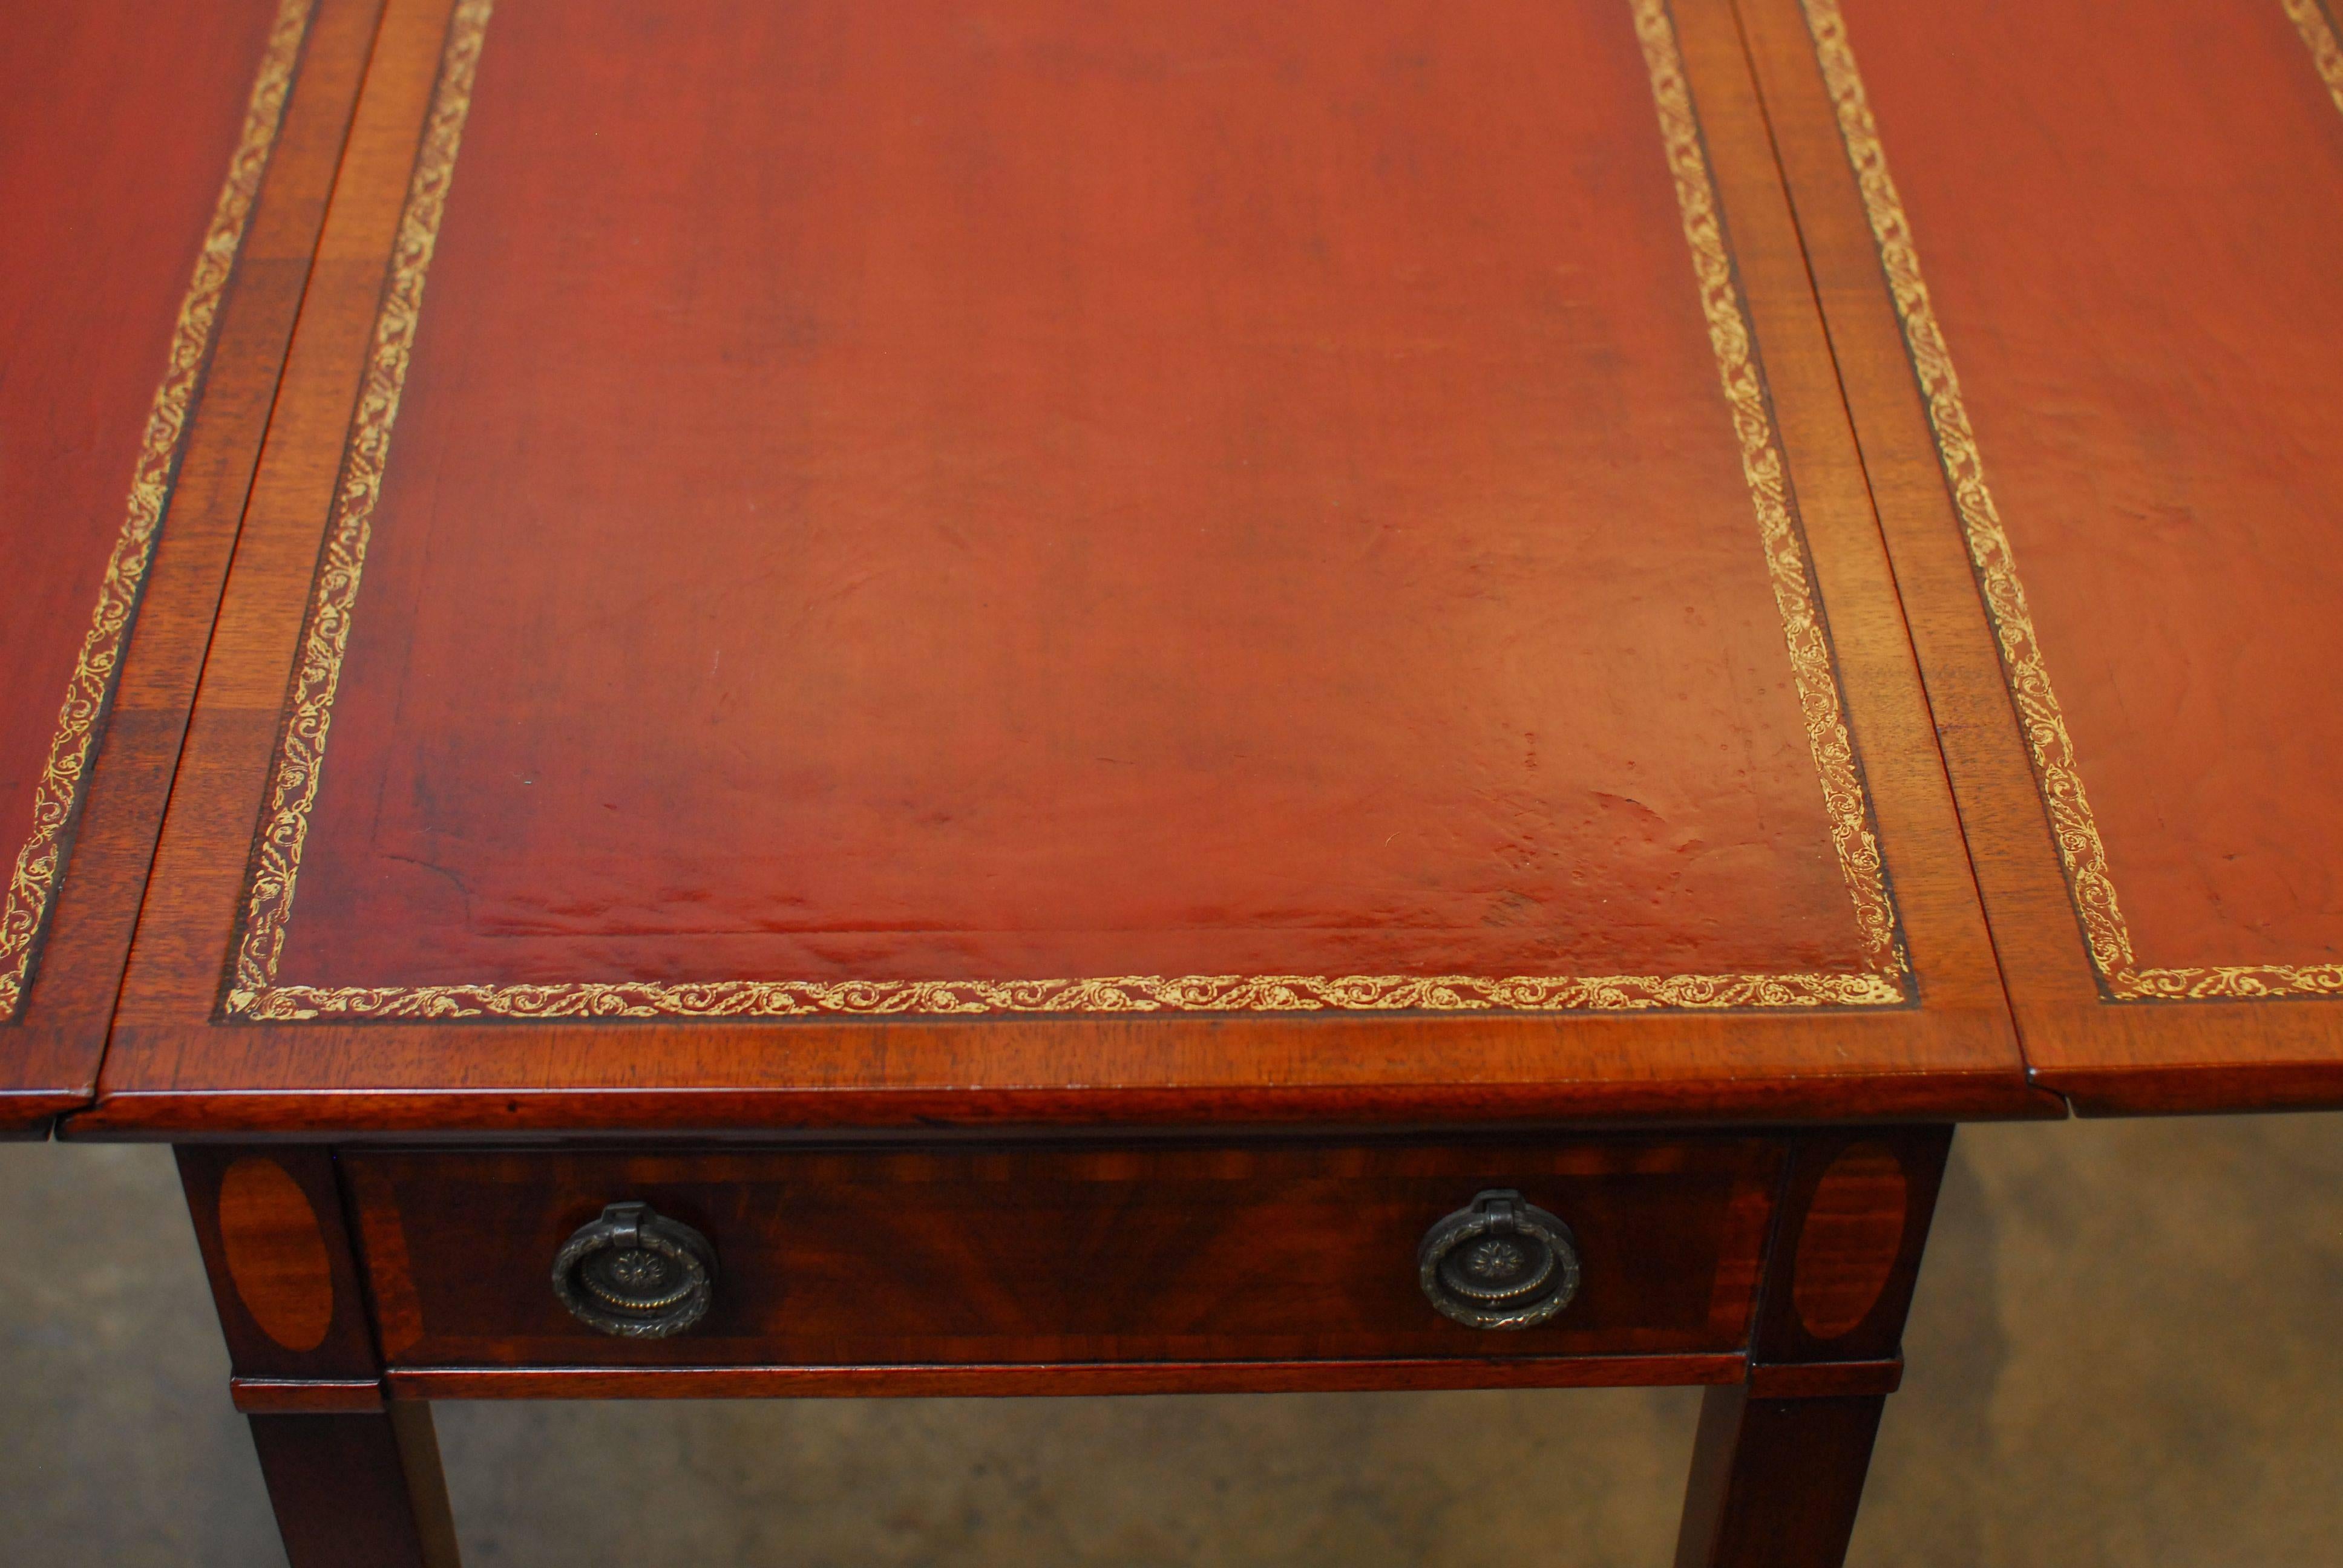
[[218, 1157, 336, 1352], [1791, 1142, 1908, 1341]]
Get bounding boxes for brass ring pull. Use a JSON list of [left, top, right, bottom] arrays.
[[1417, 1189, 1581, 1330], [551, 1201, 718, 1339]]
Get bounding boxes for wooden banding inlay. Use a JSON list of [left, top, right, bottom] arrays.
[[1791, 1142, 1907, 1341], [217, 1156, 336, 1352]]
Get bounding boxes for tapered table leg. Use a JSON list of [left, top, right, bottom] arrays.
[[1674, 1125, 1955, 1568], [1674, 1385, 1886, 1567], [179, 1148, 463, 1565], [249, 1405, 460, 1568]]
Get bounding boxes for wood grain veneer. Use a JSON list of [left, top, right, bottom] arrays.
[[217, 1155, 338, 1352], [344, 1136, 1782, 1372]]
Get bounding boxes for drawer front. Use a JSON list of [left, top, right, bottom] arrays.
[[346, 1138, 1783, 1370]]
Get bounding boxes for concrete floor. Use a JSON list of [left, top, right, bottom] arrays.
[[2, 1116, 2336, 1567]]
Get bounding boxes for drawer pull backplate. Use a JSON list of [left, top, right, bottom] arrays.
[[551, 1201, 718, 1338], [1417, 1189, 1580, 1330]]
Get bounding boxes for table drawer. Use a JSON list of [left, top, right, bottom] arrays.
[[345, 1138, 1783, 1371]]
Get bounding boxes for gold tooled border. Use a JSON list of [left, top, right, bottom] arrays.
[[2286, 0, 2343, 118], [223, 0, 1910, 1021], [0, 0, 314, 1021], [240, 972, 1904, 1021], [1633, 0, 1905, 979], [1801, 0, 2343, 1002]]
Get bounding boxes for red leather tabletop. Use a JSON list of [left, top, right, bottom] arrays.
[[27, 0, 2341, 1131], [88, 0, 2030, 1135], [260, 0, 1892, 1008]]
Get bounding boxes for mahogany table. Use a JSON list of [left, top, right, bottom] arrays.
[[8, 1, 2341, 1564]]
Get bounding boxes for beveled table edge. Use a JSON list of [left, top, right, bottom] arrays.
[[61, 1070, 2064, 1142]]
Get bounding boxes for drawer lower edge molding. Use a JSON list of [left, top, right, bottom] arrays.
[[384, 1352, 1746, 1400]]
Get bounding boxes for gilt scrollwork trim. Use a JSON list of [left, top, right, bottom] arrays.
[[233, 968, 1905, 1021], [2283, 0, 2343, 119]]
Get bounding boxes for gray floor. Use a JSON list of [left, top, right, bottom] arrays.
[[3, 1116, 2337, 1567]]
